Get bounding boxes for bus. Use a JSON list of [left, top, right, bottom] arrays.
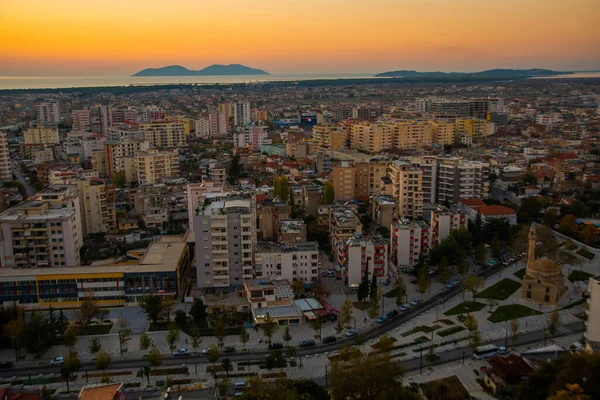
[[473, 344, 498, 359]]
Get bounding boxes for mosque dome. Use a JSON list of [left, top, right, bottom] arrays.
[[528, 257, 562, 276]]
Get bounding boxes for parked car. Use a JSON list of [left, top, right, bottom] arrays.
[[0, 361, 13, 369], [323, 336, 337, 344], [234, 381, 246, 389], [328, 271, 335, 278], [173, 348, 191, 356], [344, 329, 357, 337], [410, 298, 421, 306], [201, 347, 209, 354], [445, 282, 455, 289], [321, 271, 327, 277], [299, 339, 316, 348], [387, 310, 398, 318], [376, 316, 388, 324], [50, 357, 65, 366], [268, 343, 284, 351], [497, 346, 509, 355], [223, 346, 236, 353], [399, 304, 409, 312]]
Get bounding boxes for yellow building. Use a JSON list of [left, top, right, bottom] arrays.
[[23, 127, 60, 145], [140, 121, 186, 148], [388, 120, 433, 150], [312, 124, 347, 149], [332, 161, 356, 201], [431, 121, 456, 145], [350, 122, 390, 153], [455, 118, 489, 144], [136, 149, 180, 185], [331, 160, 389, 201], [386, 160, 423, 219], [167, 116, 194, 136]]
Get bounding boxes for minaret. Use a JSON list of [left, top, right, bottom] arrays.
[[527, 222, 537, 267]]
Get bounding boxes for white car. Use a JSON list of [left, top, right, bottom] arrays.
[[201, 347, 209, 354], [344, 329, 358, 337], [173, 348, 191, 356], [50, 357, 65, 366]]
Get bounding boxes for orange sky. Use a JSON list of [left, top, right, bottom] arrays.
[[0, 0, 599, 76]]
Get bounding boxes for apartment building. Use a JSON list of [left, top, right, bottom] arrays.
[[104, 139, 150, 177], [431, 121, 456, 145], [0, 133, 11, 181], [110, 108, 137, 125], [140, 122, 186, 148], [312, 124, 347, 149], [331, 159, 388, 202], [430, 206, 467, 245], [233, 126, 268, 150], [0, 200, 81, 268], [209, 110, 228, 135], [386, 160, 423, 219], [337, 234, 388, 287], [350, 122, 390, 153], [218, 103, 234, 119], [371, 194, 396, 228], [35, 102, 60, 125], [233, 101, 251, 126], [186, 181, 228, 231], [194, 194, 257, 292], [329, 206, 362, 247], [31, 148, 54, 165], [258, 200, 291, 241], [72, 109, 91, 131], [279, 220, 307, 244], [255, 242, 319, 283], [391, 220, 431, 268], [76, 177, 110, 235], [331, 161, 356, 201], [195, 116, 210, 138], [388, 120, 434, 150], [142, 106, 167, 123], [136, 149, 180, 185], [23, 127, 60, 145], [35, 185, 83, 248], [454, 118, 491, 144], [89, 106, 111, 133], [205, 162, 227, 187], [586, 276, 600, 353]]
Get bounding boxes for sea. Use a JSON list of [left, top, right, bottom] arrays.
[[0, 71, 598, 90], [0, 73, 378, 90]]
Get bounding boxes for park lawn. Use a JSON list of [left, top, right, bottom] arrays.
[[383, 287, 399, 299], [436, 326, 466, 337], [77, 324, 113, 335], [444, 301, 486, 316], [353, 302, 371, 311], [420, 375, 471, 400], [568, 270, 593, 283], [488, 304, 542, 323], [477, 278, 521, 301], [514, 268, 527, 280], [401, 325, 434, 337]]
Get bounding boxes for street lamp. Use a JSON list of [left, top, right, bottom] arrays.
[[352, 317, 356, 330]]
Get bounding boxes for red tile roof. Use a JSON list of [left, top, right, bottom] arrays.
[[459, 198, 486, 207], [478, 205, 516, 216]]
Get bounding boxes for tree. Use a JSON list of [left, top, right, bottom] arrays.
[[190, 327, 202, 353], [360, 215, 373, 232], [273, 176, 289, 201], [417, 263, 429, 299], [118, 318, 132, 356], [519, 197, 543, 223], [142, 366, 151, 386], [309, 317, 322, 341], [340, 298, 354, 328], [206, 344, 220, 367], [469, 329, 482, 350], [483, 218, 511, 243], [95, 350, 112, 375], [334, 318, 345, 335], [393, 276, 407, 307], [369, 270, 378, 302], [376, 226, 390, 239], [312, 280, 328, 299], [580, 224, 598, 245], [510, 319, 519, 346], [464, 314, 479, 333], [23, 313, 55, 358], [161, 297, 174, 322], [228, 154, 242, 184], [286, 346, 297, 363], [89, 337, 101, 354], [559, 214, 579, 237], [98, 309, 109, 325], [490, 236, 502, 259], [217, 376, 230, 398], [548, 310, 561, 338], [292, 280, 305, 298], [239, 325, 250, 351], [260, 313, 279, 344], [60, 354, 81, 393], [426, 344, 439, 362], [461, 276, 484, 301], [138, 294, 164, 324], [368, 290, 381, 320], [375, 335, 395, 353], [471, 212, 484, 246], [438, 256, 450, 283], [548, 383, 591, 400], [221, 358, 232, 378], [357, 259, 370, 302], [458, 252, 468, 276], [213, 316, 227, 349], [146, 346, 163, 370], [282, 326, 292, 348], [543, 209, 559, 228], [3, 316, 25, 362], [166, 323, 180, 351], [536, 224, 559, 258], [174, 310, 187, 329], [75, 292, 99, 327], [113, 171, 126, 188], [189, 298, 207, 326], [475, 243, 486, 266], [521, 171, 538, 185], [64, 323, 78, 356], [323, 181, 334, 204], [139, 333, 152, 351]]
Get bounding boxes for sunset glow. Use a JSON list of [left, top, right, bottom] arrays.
[[0, 0, 599, 76]]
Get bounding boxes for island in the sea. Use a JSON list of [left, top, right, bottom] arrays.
[[375, 68, 572, 78], [132, 64, 270, 77]]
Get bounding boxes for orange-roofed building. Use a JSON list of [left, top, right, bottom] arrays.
[[78, 384, 125, 400], [0, 388, 41, 400], [459, 198, 517, 225]]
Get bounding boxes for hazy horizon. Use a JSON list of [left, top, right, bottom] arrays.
[[1, 0, 599, 76]]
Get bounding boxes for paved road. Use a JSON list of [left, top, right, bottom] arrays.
[[11, 160, 35, 197]]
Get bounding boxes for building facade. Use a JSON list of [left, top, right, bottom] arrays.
[[136, 149, 180, 185], [36, 102, 60, 125], [140, 122, 186, 148]]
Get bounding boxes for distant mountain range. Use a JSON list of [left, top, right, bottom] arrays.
[[132, 64, 270, 77], [375, 68, 572, 78]]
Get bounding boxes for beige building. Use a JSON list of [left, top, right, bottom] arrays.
[[350, 122, 390, 153], [104, 140, 150, 177], [186, 181, 228, 231], [258, 200, 290, 241], [90, 151, 106, 177], [386, 160, 423, 219], [586, 275, 600, 353], [0, 200, 81, 268], [255, 242, 319, 283], [431, 121, 456, 145], [330, 206, 362, 246], [521, 223, 566, 305], [455, 118, 490, 144], [31, 147, 55, 165], [76, 177, 111, 235], [332, 161, 356, 201], [0, 133, 11, 181], [136, 149, 179, 185], [371, 194, 396, 228], [140, 122, 186, 148], [331, 160, 389, 202], [312, 124, 347, 149], [24, 127, 60, 145], [279, 220, 307, 243], [388, 120, 433, 150], [34, 185, 84, 248]]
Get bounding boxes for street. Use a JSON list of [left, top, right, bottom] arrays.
[[11, 159, 35, 197]]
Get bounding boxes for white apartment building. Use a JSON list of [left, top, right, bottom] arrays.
[[195, 116, 211, 138], [233, 101, 251, 126], [337, 234, 389, 287], [36, 102, 60, 125], [31, 148, 54, 165], [186, 181, 228, 231], [136, 149, 180, 185], [76, 177, 110, 235], [0, 200, 81, 268], [386, 160, 423, 219], [23, 127, 60, 145], [0, 133, 11, 181], [104, 139, 150, 177], [140, 122, 186, 148], [391, 220, 431, 268], [430, 207, 468, 245], [536, 112, 562, 126], [586, 276, 600, 353], [34, 185, 84, 249], [255, 242, 319, 283], [72, 109, 91, 131], [233, 127, 269, 150], [194, 194, 257, 292], [209, 110, 228, 135]]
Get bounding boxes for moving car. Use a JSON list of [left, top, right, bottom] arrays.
[[173, 348, 190, 356], [268, 343, 284, 351], [322, 336, 337, 344], [410, 298, 421, 306], [344, 329, 357, 337], [497, 346, 509, 355], [376, 315, 388, 324], [201, 347, 209, 354], [50, 357, 65, 366], [223, 346, 236, 353], [328, 271, 335, 278], [299, 339, 316, 348], [0, 361, 13, 369], [321, 271, 327, 277]]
